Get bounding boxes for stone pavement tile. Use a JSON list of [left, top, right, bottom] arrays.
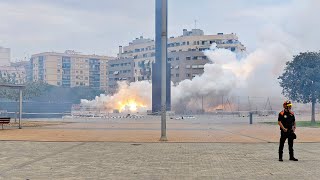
[[0, 141, 82, 179], [1, 142, 319, 179]]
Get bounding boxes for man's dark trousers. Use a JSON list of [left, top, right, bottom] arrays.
[[279, 131, 294, 159]]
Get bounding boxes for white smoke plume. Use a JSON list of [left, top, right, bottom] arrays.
[[81, 0, 319, 113], [171, 47, 237, 105], [81, 39, 291, 113], [80, 35, 296, 113]]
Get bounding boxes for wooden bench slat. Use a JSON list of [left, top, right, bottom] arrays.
[[0, 118, 10, 129], [0, 117, 10, 125]]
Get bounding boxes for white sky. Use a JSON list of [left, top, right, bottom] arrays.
[[0, 0, 319, 61]]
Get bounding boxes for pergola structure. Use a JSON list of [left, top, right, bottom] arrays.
[[0, 84, 25, 129]]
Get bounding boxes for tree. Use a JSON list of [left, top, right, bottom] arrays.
[[0, 73, 50, 101], [278, 51, 320, 123]]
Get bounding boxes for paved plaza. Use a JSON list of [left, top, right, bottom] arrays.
[[0, 142, 319, 179], [0, 114, 320, 179]]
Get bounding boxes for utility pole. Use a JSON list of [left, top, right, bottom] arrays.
[[156, 0, 168, 141], [238, 96, 240, 112], [201, 96, 204, 113], [19, 89, 22, 129]]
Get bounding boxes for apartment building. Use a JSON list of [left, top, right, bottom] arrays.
[[30, 50, 114, 90], [118, 29, 246, 84], [107, 57, 134, 94]]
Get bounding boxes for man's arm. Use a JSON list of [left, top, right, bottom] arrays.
[[278, 112, 287, 132], [293, 113, 296, 131], [278, 121, 287, 132]]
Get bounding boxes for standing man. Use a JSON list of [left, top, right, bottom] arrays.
[[278, 100, 298, 161]]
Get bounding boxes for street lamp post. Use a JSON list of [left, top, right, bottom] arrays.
[[156, 0, 168, 141]]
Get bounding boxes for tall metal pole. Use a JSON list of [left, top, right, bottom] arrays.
[[19, 89, 22, 129], [156, 0, 168, 141]]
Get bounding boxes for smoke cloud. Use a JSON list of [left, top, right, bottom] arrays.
[[81, 0, 319, 113]]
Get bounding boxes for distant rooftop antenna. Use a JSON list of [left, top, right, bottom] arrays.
[[194, 20, 198, 29]]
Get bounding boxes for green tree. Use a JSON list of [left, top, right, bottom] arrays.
[[278, 51, 320, 123], [0, 73, 50, 101]]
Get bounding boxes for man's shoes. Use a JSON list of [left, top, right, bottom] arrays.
[[289, 157, 298, 161], [279, 152, 283, 162]]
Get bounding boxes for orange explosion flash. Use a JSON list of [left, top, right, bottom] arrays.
[[117, 99, 147, 113]]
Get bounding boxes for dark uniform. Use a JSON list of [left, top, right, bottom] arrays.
[[278, 110, 296, 160]]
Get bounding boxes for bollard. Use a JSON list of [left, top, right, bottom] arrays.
[[249, 112, 253, 124]]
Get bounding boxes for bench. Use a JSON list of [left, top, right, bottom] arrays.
[[0, 117, 10, 129]]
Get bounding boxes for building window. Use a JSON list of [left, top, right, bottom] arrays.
[[198, 65, 205, 69], [176, 57, 179, 60], [176, 74, 179, 77], [186, 73, 191, 77], [168, 58, 172, 61], [186, 57, 191, 60], [193, 56, 198, 60]]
